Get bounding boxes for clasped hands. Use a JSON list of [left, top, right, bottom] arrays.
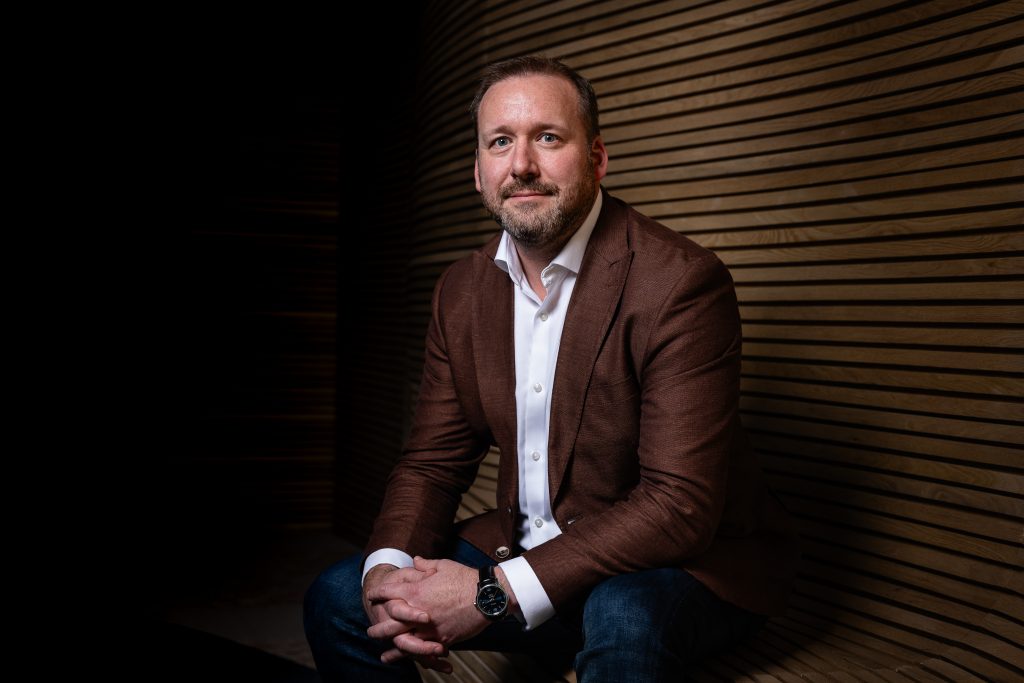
[[363, 557, 507, 675]]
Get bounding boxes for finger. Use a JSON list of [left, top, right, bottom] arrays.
[[393, 631, 445, 658], [387, 566, 435, 583], [369, 603, 394, 626], [380, 647, 406, 664], [382, 599, 430, 624], [367, 617, 418, 641], [413, 556, 441, 571], [367, 582, 407, 603]]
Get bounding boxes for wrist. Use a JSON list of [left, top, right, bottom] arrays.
[[493, 566, 523, 619], [363, 563, 397, 587]]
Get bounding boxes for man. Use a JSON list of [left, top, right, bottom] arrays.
[[305, 55, 799, 682]]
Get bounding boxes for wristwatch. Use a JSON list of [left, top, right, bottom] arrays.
[[474, 565, 509, 621]]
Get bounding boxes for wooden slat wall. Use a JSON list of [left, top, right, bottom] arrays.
[[338, 7, 424, 544], [348, 1, 1023, 680], [179, 94, 338, 538]]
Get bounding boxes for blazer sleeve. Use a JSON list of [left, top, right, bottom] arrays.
[[520, 253, 745, 608], [363, 265, 491, 565]]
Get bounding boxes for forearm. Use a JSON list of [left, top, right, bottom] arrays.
[[365, 468, 467, 560], [366, 265, 491, 558], [493, 566, 523, 620], [497, 556, 553, 628], [521, 471, 729, 607]]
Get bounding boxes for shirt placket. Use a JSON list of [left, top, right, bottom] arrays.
[[523, 268, 562, 546]]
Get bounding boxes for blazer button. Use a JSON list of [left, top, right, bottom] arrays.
[[495, 546, 510, 559]]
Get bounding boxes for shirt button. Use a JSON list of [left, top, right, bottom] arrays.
[[533, 382, 542, 393], [539, 312, 548, 321], [534, 518, 544, 528], [531, 451, 541, 461]]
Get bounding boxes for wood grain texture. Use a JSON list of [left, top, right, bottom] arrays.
[[344, 1, 1024, 681]]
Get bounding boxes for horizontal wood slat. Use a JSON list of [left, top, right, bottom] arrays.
[[742, 341, 1021, 371], [605, 47, 1024, 140], [367, 1, 1024, 681]]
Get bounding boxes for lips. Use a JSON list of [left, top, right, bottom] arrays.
[[501, 182, 557, 201]]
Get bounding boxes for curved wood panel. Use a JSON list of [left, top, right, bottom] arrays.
[[343, 1, 1024, 680]]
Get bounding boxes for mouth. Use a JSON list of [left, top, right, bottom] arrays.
[[504, 191, 550, 201]]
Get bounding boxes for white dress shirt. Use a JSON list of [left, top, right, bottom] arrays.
[[364, 190, 604, 631]]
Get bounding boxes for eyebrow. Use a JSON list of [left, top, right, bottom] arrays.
[[481, 122, 571, 138]]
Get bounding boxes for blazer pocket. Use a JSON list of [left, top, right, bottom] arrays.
[[586, 374, 639, 408]]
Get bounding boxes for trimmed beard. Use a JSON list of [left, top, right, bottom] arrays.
[[480, 168, 597, 251]]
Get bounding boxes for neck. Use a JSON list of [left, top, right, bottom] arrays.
[[511, 231, 574, 301]]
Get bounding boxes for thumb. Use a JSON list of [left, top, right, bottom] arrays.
[[413, 556, 441, 572]]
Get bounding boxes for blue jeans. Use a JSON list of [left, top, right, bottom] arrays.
[[303, 539, 766, 682]]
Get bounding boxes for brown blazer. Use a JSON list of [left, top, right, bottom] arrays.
[[366, 188, 800, 617]]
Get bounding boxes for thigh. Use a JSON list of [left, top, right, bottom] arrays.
[[304, 551, 421, 682], [581, 568, 766, 668], [304, 551, 369, 633]]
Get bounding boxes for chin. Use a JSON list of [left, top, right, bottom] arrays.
[[504, 222, 560, 247]]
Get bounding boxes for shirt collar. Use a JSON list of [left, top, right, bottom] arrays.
[[494, 189, 603, 285]]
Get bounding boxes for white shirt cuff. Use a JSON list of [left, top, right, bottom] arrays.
[[499, 556, 556, 630], [361, 548, 414, 585]]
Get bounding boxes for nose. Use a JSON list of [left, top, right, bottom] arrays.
[[510, 140, 539, 180]]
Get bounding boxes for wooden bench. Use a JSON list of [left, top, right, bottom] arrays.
[[421, 439, 1022, 682]]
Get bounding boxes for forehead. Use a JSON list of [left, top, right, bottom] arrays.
[[477, 74, 583, 132]]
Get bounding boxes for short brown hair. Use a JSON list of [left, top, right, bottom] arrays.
[[470, 55, 600, 144]]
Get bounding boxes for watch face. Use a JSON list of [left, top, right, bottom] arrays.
[[477, 584, 508, 616]]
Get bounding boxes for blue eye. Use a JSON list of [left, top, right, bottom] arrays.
[[540, 133, 557, 143], [494, 137, 511, 148]]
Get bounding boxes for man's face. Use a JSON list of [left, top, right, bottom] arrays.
[[474, 74, 608, 250]]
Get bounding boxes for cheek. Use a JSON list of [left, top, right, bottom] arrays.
[[549, 154, 589, 183], [478, 164, 502, 191]]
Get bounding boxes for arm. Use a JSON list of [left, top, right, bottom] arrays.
[[364, 264, 492, 562], [360, 266, 493, 667], [522, 254, 745, 608]]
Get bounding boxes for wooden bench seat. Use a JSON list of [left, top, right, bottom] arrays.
[[423, 432, 1022, 683]]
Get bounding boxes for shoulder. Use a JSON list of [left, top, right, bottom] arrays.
[[605, 192, 731, 292], [429, 232, 505, 313]]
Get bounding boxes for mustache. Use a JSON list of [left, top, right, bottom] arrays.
[[500, 180, 559, 200]]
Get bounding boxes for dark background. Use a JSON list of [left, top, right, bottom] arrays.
[[110, 9, 426, 620]]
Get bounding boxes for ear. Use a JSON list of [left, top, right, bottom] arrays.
[[474, 151, 482, 193], [591, 136, 609, 182]]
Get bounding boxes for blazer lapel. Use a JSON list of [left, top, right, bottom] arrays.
[[471, 238, 519, 526], [548, 189, 632, 505]]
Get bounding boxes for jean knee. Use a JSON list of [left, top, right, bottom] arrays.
[[582, 569, 686, 645], [303, 553, 366, 637]]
